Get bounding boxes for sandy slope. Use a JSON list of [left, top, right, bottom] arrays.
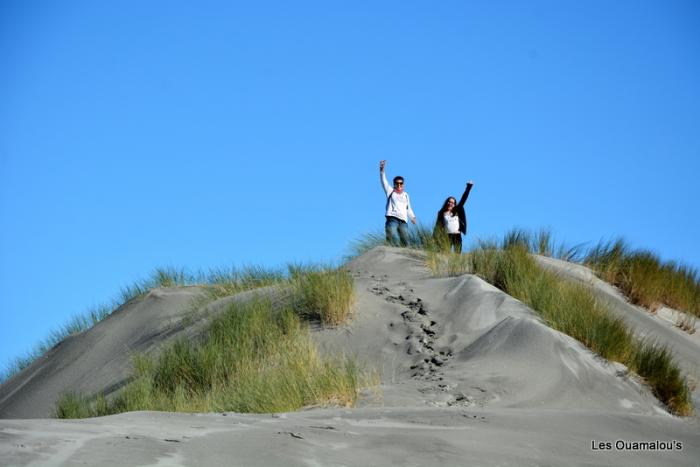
[[1, 246, 699, 466], [535, 255, 700, 412], [0, 287, 205, 419]]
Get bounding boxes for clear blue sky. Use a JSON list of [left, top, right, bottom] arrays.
[[1, 0, 699, 369]]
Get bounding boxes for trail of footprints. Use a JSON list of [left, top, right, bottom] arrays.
[[368, 276, 470, 407]]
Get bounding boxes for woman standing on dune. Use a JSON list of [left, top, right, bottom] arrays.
[[433, 181, 474, 254]]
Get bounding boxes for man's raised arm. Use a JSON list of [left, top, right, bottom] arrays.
[[379, 160, 392, 196]]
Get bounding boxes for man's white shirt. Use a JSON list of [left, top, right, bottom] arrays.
[[381, 172, 416, 223]]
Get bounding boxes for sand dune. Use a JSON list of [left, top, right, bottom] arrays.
[[1, 246, 699, 466], [535, 255, 700, 411]]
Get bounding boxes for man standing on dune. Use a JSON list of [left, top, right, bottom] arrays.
[[380, 160, 417, 247]]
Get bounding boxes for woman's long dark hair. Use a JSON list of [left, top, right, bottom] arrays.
[[438, 196, 457, 216]]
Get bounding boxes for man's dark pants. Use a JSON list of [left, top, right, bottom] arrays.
[[385, 216, 409, 247]]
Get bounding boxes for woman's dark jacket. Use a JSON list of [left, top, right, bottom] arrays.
[[434, 183, 473, 236]]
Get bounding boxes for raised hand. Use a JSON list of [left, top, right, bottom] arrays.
[[380, 160, 387, 172]]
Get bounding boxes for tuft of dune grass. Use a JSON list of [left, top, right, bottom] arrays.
[[462, 228, 700, 320], [491, 228, 700, 319], [427, 233, 693, 416], [584, 239, 700, 318], [348, 225, 448, 257], [203, 266, 287, 300], [289, 265, 355, 325]]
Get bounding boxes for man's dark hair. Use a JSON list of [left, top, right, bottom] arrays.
[[393, 176, 404, 184]]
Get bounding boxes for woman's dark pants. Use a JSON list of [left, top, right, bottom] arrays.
[[448, 233, 462, 254]]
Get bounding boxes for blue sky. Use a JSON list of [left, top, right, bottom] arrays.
[[1, 0, 699, 370]]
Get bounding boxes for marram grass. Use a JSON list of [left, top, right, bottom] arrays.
[[427, 239, 693, 416], [289, 265, 355, 325], [468, 228, 700, 320], [56, 298, 370, 418], [490, 228, 700, 319], [584, 239, 700, 318], [347, 224, 443, 258]]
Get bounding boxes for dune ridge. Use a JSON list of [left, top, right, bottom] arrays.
[[1, 246, 699, 466]]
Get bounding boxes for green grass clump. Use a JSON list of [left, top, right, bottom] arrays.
[[584, 239, 700, 317], [348, 225, 441, 258], [427, 237, 693, 416], [465, 228, 700, 319], [203, 266, 286, 300], [630, 339, 692, 415], [426, 249, 471, 277], [119, 265, 288, 304], [54, 392, 94, 419], [56, 298, 369, 418], [289, 265, 355, 325], [118, 267, 194, 303], [348, 231, 387, 257], [499, 228, 586, 262]]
